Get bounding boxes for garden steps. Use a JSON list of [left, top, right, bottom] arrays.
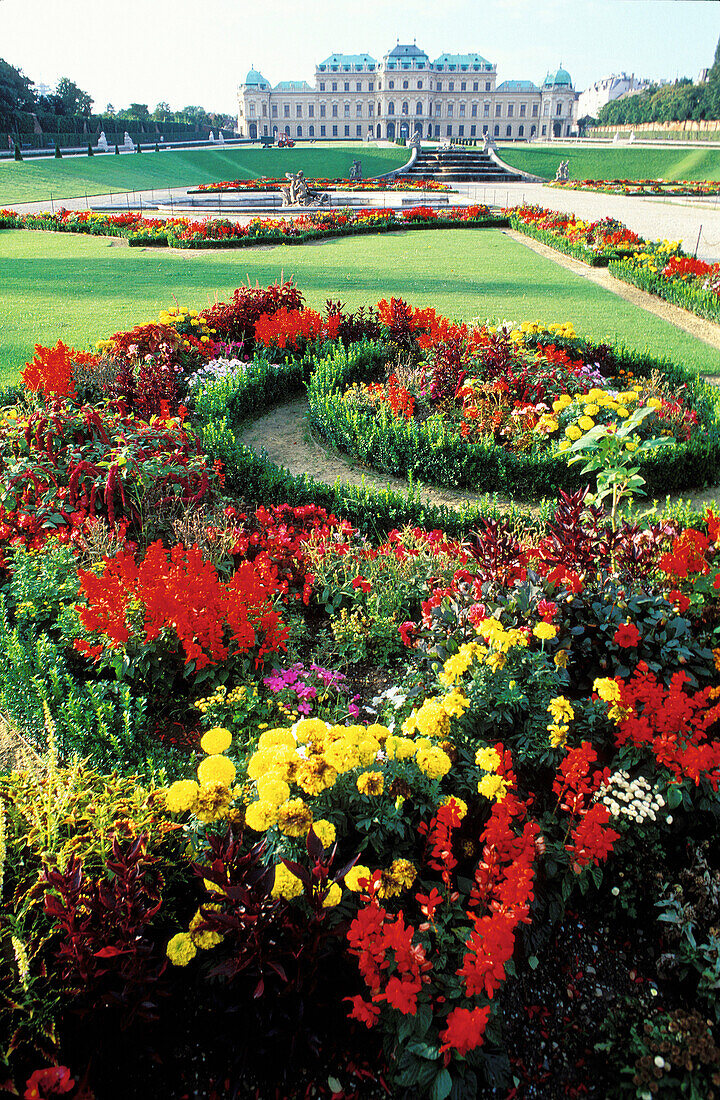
[[403, 148, 524, 183]]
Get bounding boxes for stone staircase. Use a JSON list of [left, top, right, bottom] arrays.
[[403, 147, 525, 183]]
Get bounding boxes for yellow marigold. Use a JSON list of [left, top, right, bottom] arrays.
[[247, 750, 274, 780], [358, 737, 381, 766], [324, 739, 360, 773], [415, 698, 451, 739], [256, 776, 291, 807], [166, 932, 197, 966], [558, 439, 571, 452], [244, 799, 279, 832], [533, 621, 557, 641], [547, 696, 574, 723], [401, 712, 418, 736], [277, 798, 313, 837], [195, 782, 232, 824], [593, 677, 621, 703], [271, 863, 304, 900], [345, 864, 372, 891], [475, 746, 501, 772], [578, 416, 595, 431], [441, 645, 477, 685], [584, 404, 599, 416], [312, 819, 337, 848], [647, 397, 662, 410], [385, 735, 417, 761], [547, 723, 568, 750], [189, 907, 224, 950], [442, 690, 470, 717], [554, 649, 570, 669], [322, 882, 342, 908], [441, 795, 468, 819], [565, 425, 582, 441], [365, 723, 390, 743], [356, 771, 385, 797], [485, 651, 507, 673], [415, 745, 452, 780], [200, 727, 232, 755], [296, 756, 338, 796], [165, 779, 199, 814], [478, 773, 509, 802], [197, 754, 236, 788], [390, 858, 417, 888], [258, 727, 296, 751], [294, 717, 329, 743]]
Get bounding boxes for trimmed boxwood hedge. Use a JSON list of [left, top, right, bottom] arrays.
[[609, 257, 720, 326]]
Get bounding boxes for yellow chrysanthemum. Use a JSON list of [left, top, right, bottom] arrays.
[[197, 755, 236, 788], [578, 416, 595, 431], [165, 779, 199, 814], [442, 690, 470, 717], [200, 726, 232, 755], [294, 718, 330, 743], [565, 425, 582, 441], [166, 932, 197, 966], [258, 727, 296, 751]]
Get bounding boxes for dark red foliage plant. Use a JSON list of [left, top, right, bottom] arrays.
[[41, 834, 167, 1026]]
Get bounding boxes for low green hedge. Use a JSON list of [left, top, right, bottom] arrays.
[[609, 258, 720, 326]]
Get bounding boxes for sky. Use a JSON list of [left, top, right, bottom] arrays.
[[1, 0, 719, 116]]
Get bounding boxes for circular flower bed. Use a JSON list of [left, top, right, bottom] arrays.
[[305, 297, 720, 499]]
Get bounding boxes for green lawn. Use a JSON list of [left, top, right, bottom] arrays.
[[0, 144, 408, 205], [1, 227, 718, 385], [498, 144, 720, 182]]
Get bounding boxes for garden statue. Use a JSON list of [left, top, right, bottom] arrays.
[[410, 129, 422, 150], [349, 159, 362, 181], [123, 131, 134, 150], [209, 131, 215, 143], [219, 131, 225, 144], [555, 160, 569, 181], [98, 131, 109, 151], [280, 170, 330, 207]]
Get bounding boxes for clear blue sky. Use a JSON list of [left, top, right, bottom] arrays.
[[1, 0, 718, 115]]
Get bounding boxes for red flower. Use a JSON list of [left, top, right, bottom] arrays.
[[24, 1067, 75, 1100], [438, 1005, 491, 1057], [614, 621, 641, 648], [345, 995, 381, 1028], [667, 589, 691, 612], [351, 576, 372, 592]]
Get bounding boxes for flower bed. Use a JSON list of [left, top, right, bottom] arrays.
[[304, 297, 720, 499], [609, 240, 720, 326], [3, 281, 720, 1100], [509, 204, 642, 266], [191, 176, 452, 193], [550, 178, 720, 197], [0, 204, 505, 251]]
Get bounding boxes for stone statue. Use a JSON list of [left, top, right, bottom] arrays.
[[280, 170, 330, 207], [219, 130, 225, 144], [123, 131, 134, 150], [209, 130, 215, 143], [555, 160, 569, 181], [98, 131, 109, 151], [409, 129, 422, 150], [349, 159, 362, 180]]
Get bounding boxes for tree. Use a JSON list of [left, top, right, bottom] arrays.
[[0, 58, 36, 129], [152, 101, 171, 120], [55, 77, 93, 116], [105, 103, 116, 117], [128, 103, 149, 120]]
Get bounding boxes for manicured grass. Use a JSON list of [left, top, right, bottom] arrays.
[[498, 143, 720, 182], [1, 226, 718, 385], [0, 144, 408, 205]]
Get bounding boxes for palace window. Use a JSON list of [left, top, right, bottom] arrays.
[[473, 82, 478, 91], [484, 101, 490, 116], [284, 104, 290, 117], [389, 80, 394, 89], [459, 102, 465, 116], [507, 103, 513, 117], [532, 103, 538, 116], [297, 125, 302, 136], [471, 103, 477, 117], [369, 82, 374, 91], [541, 124, 546, 135], [519, 102, 526, 117], [344, 125, 350, 135], [494, 124, 499, 135], [308, 104, 314, 117], [446, 125, 452, 136], [319, 82, 325, 92], [344, 82, 349, 91], [332, 124, 338, 135], [344, 102, 350, 116], [543, 101, 550, 116], [458, 124, 464, 136], [296, 104, 302, 117], [495, 103, 502, 116], [448, 81, 454, 91], [356, 124, 362, 136], [272, 104, 278, 118], [356, 82, 362, 91], [403, 80, 409, 89], [369, 103, 374, 116], [248, 103, 255, 116], [320, 103, 326, 117], [416, 101, 422, 114], [470, 124, 476, 135], [461, 81, 466, 91], [309, 124, 315, 136], [435, 101, 441, 116], [356, 101, 362, 115], [518, 124, 524, 136], [388, 101, 395, 115], [556, 101, 562, 115], [332, 82, 337, 91], [401, 100, 409, 114], [506, 124, 512, 136], [485, 81, 491, 91], [447, 102, 453, 116], [332, 104, 338, 117]]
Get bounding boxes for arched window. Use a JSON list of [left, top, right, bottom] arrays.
[[401, 101, 409, 115], [493, 124, 499, 136], [518, 124, 524, 137], [388, 101, 395, 115], [506, 124, 512, 137], [309, 125, 315, 136], [284, 125, 290, 135], [297, 125, 302, 137], [416, 101, 422, 115]]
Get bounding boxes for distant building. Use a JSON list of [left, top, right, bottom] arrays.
[[577, 73, 651, 119], [238, 43, 578, 141]]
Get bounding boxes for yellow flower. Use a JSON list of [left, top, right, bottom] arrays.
[[166, 932, 197, 966], [593, 677, 621, 703], [565, 425, 582, 441], [200, 727, 232, 755], [165, 779, 199, 814], [389, 858, 416, 888], [197, 754, 236, 788], [441, 689, 470, 717], [296, 756, 338, 796], [195, 782, 232, 824], [415, 745, 452, 780], [294, 717, 329, 743], [554, 649, 570, 669], [547, 723, 568, 749], [533, 621, 557, 641], [478, 773, 509, 802], [244, 799, 279, 832], [277, 798, 313, 837], [358, 737, 380, 766], [356, 771, 384, 797], [578, 416, 595, 431], [189, 907, 224, 949], [272, 863, 304, 900], [475, 746, 501, 771], [345, 864, 372, 891], [617, 406, 629, 418], [247, 749, 275, 779], [385, 735, 417, 761], [547, 696, 574, 723], [647, 397, 662, 410], [312, 819, 337, 848], [584, 404, 599, 416], [322, 882, 342, 907], [256, 776, 291, 806], [558, 439, 571, 452], [258, 727, 296, 751]]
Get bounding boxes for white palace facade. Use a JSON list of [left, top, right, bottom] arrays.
[[238, 43, 578, 143]]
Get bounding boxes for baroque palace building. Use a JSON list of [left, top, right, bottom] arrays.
[[237, 42, 577, 143]]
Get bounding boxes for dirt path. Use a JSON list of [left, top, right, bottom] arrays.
[[237, 398, 720, 518]]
